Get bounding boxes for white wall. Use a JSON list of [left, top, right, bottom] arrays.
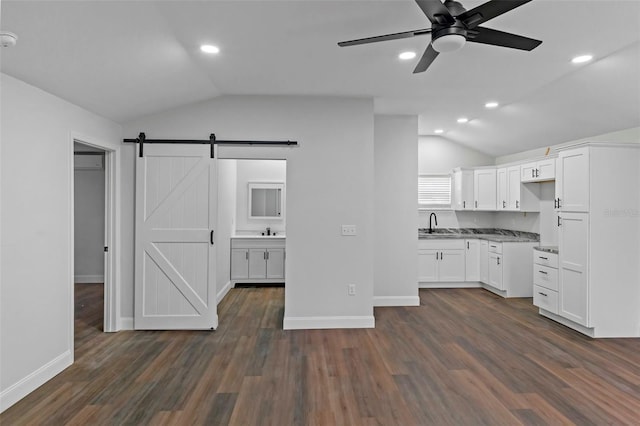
[[418, 136, 493, 174], [216, 159, 237, 302], [495, 126, 640, 164], [73, 156, 105, 283], [418, 136, 495, 229], [0, 74, 122, 411], [123, 95, 375, 329], [235, 159, 286, 234], [373, 115, 419, 307]]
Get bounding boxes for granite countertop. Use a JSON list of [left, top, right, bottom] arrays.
[[418, 228, 539, 243], [534, 246, 559, 254]]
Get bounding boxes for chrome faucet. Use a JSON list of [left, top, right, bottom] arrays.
[[429, 213, 438, 234]]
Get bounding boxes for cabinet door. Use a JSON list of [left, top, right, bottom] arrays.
[[248, 249, 267, 279], [497, 168, 508, 210], [480, 241, 488, 284], [474, 168, 497, 210], [439, 250, 465, 281], [557, 148, 589, 212], [507, 166, 521, 210], [231, 249, 249, 279], [465, 240, 480, 282], [452, 170, 474, 210], [537, 158, 556, 181], [418, 250, 438, 282], [488, 253, 504, 290], [521, 162, 537, 182], [266, 248, 285, 279], [558, 212, 589, 326]]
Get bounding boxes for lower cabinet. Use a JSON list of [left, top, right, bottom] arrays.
[[418, 240, 465, 283], [488, 252, 504, 290], [465, 239, 480, 282], [482, 241, 538, 297], [479, 240, 488, 284], [231, 238, 285, 284]]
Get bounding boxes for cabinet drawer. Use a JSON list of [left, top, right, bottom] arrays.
[[418, 239, 465, 250], [488, 242, 502, 254], [532, 251, 558, 268], [533, 285, 558, 314], [533, 265, 558, 291]]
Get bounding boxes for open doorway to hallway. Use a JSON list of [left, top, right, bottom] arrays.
[[73, 142, 108, 337]]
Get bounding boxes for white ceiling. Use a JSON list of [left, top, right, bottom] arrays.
[[2, 0, 639, 156]]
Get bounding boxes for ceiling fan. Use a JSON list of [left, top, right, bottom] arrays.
[[338, 0, 542, 73]]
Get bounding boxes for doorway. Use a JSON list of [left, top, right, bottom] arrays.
[[71, 138, 116, 335]]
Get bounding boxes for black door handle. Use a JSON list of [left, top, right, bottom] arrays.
[[210, 230, 214, 245]]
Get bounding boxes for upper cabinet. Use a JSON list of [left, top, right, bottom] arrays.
[[474, 168, 497, 210], [521, 158, 556, 182], [498, 165, 540, 212], [556, 148, 589, 212], [452, 168, 474, 211]]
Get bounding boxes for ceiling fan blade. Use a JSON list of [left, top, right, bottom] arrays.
[[467, 26, 542, 50], [338, 28, 431, 47], [413, 44, 440, 73], [415, 0, 455, 25], [458, 0, 533, 29]]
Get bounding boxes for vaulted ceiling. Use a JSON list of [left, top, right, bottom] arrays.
[[2, 0, 639, 156]]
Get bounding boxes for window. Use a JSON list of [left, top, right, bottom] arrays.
[[418, 174, 451, 209]]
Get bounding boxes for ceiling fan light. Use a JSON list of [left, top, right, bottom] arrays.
[[432, 34, 466, 53]]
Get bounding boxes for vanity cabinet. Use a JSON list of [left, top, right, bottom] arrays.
[[418, 240, 465, 283], [231, 238, 285, 284]]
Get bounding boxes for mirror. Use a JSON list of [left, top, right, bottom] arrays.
[[248, 183, 284, 219]]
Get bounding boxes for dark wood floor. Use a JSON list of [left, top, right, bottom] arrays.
[[2, 285, 640, 425]]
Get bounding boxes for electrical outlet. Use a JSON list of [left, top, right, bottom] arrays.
[[341, 225, 357, 236], [348, 284, 356, 296]]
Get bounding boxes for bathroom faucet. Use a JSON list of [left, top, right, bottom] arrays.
[[429, 213, 438, 234]]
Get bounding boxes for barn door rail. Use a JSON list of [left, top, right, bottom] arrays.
[[123, 132, 298, 158]]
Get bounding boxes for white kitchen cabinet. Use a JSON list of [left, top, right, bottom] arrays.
[[558, 212, 589, 326], [537, 143, 640, 337], [465, 239, 480, 282], [521, 158, 556, 182], [498, 165, 540, 211], [533, 250, 559, 314], [482, 241, 538, 297], [231, 238, 286, 284], [556, 147, 589, 212], [479, 240, 488, 284], [418, 240, 465, 284], [474, 168, 497, 210], [452, 168, 474, 210]]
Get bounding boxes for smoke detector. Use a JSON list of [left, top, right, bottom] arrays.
[[0, 32, 18, 48]]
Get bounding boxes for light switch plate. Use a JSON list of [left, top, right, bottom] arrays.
[[341, 225, 357, 236]]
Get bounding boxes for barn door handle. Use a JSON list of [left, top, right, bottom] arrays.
[[210, 230, 214, 245]]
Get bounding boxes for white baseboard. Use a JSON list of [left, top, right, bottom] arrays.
[[217, 280, 232, 304], [120, 316, 134, 330], [283, 315, 375, 330], [74, 275, 104, 283], [419, 282, 481, 289], [0, 350, 73, 413], [373, 295, 420, 307]]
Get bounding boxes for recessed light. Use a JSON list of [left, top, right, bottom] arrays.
[[200, 44, 220, 54], [485, 101, 499, 109], [434, 129, 444, 134], [457, 117, 469, 124], [399, 51, 416, 60], [571, 54, 593, 64]]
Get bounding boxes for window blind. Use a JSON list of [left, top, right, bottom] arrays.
[[418, 175, 451, 207]]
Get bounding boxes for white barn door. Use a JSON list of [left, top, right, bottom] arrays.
[[134, 144, 217, 330]]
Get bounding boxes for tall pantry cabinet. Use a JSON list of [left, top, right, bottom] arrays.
[[549, 143, 640, 337]]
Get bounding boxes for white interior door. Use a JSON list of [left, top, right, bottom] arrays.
[[135, 144, 217, 330]]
